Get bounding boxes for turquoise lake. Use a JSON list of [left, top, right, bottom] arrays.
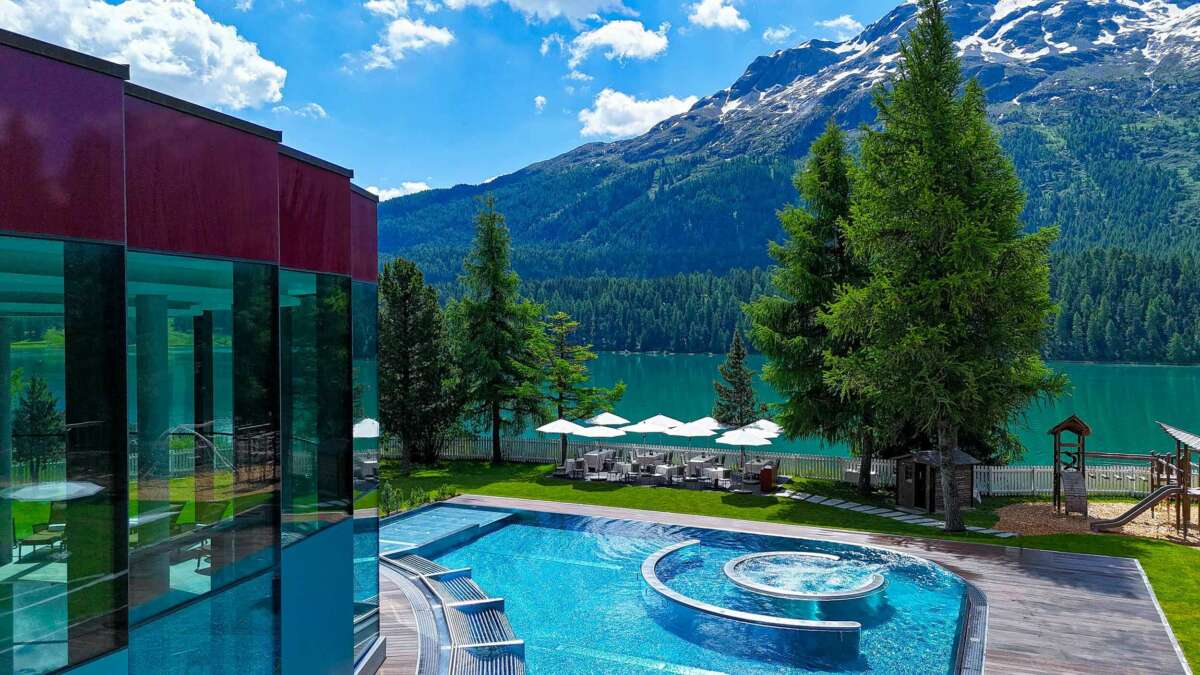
[[584, 353, 1200, 465], [10, 348, 1198, 466]]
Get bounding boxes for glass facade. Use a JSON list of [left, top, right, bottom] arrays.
[[0, 235, 128, 673], [351, 281, 380, 661], [1, 29, 380, 675], [126, 253, 279, 624], [280, 271, 352, 543]]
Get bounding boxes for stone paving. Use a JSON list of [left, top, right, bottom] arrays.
[[777, 489, 1017, 538]]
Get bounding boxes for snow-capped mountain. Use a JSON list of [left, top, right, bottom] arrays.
[[600, 0, 1200, 160], [380, 0, 1200, 280]]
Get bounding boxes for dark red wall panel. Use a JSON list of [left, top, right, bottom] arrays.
[[0, 45, 125, 242], [279, 155, 350, 275], [350, 192, 378, 283], [125, 96, 278, 261]]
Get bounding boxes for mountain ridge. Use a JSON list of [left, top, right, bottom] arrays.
[[381, 0, 1200, 284]]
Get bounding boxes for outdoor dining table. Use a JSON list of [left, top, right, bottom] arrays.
[[583, 449, 614, 472], [744, 460, 769, 478], [632, 452, 664, 472], [687, 455, 715, 477]]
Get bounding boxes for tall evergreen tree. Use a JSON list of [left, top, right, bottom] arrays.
[[746, 121, 882, 494], [13, 377, 65, 483], [544, 311, 626, 463], [821, 0, 1064, 531], [712, 330, 761, 428], [450, 197, 550, 464], [378, 258, 464, 467]]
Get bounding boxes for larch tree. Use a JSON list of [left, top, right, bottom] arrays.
[[821, 0, 1064, 530], [745, 121, 880, 495], [712, 330, 762, 428], [544, 311, 626, 463], [378, 258, 464, 468], [450, 196, 550, 465]]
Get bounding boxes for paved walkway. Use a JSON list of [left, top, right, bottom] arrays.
[[775, 488, 1018, 537], [446, 495, 1190, 675]]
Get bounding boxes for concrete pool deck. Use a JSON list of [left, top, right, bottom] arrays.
[[379, 495, 1190, 674]]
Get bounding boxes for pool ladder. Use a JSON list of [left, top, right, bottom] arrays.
[[381, 553, 526, 675]]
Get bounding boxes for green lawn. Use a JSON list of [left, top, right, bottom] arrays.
[[385, 460, 1200, 668]]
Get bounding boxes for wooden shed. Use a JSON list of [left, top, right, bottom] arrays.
[[894, 449, 979, 513]]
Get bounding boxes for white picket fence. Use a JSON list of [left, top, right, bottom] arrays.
[[382, 436, 1156, 497]]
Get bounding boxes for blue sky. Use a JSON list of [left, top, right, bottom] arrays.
[[3, 0, 896, 196]]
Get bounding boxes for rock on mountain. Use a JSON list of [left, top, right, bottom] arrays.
[[381, 0, 1200, 282]]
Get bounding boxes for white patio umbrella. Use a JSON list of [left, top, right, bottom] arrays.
[[536, 419, 585, 434], [586, 412, 630, 426], [641, 414, 683, 429], [572, 425, 626, 439], [717, 428, 773, 473], [2, 481, 104, 502], [538, 419, 587, 463], [353, 418, 380, 439], [619, 420, 668, 445], [749, 419, 782, 434], [689, 416, 725, 430], [665, 422, 717, 451]]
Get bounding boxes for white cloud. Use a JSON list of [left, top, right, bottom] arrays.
[[686, 0, 747, 31], [815, 14, 863, 40], [440, 0, 633, 26], [568, 20, 669, 68], [234, 0, 253, 11], [540, 33, 564, 55], [566, 69, 592, 81], [578, 88, 696, 138], [0, 0, 285, 110], [534, 95, 547, 112], [272, 102, 328, 119], [363, 17, 454, 69], [364, 0, 408, 17], [366, 182, 432, 200], [762, 25, 794, 44]]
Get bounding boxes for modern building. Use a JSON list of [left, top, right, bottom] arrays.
[[0, 29, 382, 674]]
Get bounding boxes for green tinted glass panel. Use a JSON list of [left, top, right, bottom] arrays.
[[0, 234, 127, 672], [280, 270, 351, 542]]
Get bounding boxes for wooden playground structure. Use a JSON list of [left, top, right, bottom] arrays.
[[1051, 415, 1200, 537]]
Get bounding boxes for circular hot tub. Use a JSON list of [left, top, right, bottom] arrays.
[[723, 551, 886, 601]]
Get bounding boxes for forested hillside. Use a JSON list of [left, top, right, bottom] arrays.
[[432, 254, 1200, 363], [384, 0, 1200, 363]]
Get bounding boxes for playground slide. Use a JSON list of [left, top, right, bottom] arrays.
[[1089, 484, 1183, 532]]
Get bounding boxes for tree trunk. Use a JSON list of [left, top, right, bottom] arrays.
[[491, 402, 502, 466], [937, 418, 965, 532], [857, 435, 874, 497], [558, 402, 567, 464]]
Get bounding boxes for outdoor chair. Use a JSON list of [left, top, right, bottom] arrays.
[[16, 501, 67, 561]]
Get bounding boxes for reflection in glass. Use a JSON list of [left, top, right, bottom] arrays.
[[280, 271, 351, 543], [351, 281, 380, 661], [0, 235, 126, 673], [126, 253, 279, 624]]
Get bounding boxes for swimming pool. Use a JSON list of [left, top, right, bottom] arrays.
[[384, 504, 976, 674]]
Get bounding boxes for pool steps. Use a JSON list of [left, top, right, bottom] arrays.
[[381, 552, 526, 675]]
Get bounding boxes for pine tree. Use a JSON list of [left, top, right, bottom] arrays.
[[13, 376, 65, 483], [544, 311, 626, 462], [746, 121, 880, 494], [450, 196, 550, 464], [821, 0, 1065, 531], [378, 258, 464, 467], [712, 330, 761, 428]]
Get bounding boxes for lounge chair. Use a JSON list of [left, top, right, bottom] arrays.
[[17, 501, 66, 561]]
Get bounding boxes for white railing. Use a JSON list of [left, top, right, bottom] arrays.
[[973, 464, 1150, 496], [382, 436, 1157, 496]]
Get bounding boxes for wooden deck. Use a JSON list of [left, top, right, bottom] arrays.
[[379, 494, 1190, 674], [377, 563, 436, 675]]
